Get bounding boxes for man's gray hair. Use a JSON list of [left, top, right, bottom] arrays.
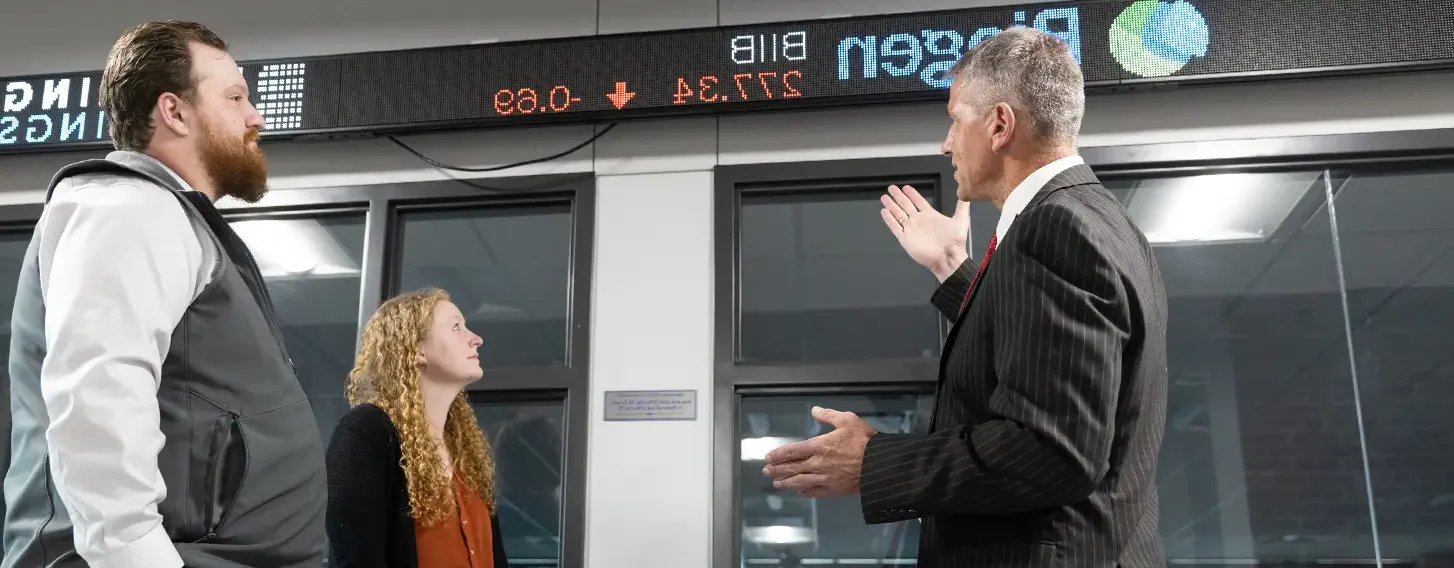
[[948, 27, 1085, 146]]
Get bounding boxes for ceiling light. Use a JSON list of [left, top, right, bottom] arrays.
[[742, 525, 814, 545], [472, 301, 529, 319], [741, 436, 802, 461], [230, 218, 361, 279], [275, 253, 318, 275], [1124, 172, 1315, 246]]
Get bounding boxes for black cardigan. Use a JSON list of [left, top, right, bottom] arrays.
[[326, 403, 511, 568]]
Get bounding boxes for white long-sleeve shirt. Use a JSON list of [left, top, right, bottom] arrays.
[[36, 154, 217, 568]]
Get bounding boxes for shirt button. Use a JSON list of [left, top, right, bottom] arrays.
[[462, 520, 468, 526]]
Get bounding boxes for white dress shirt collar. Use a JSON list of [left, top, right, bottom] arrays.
[[108, 150, 200, 194], [994, 154, 1085, 243]]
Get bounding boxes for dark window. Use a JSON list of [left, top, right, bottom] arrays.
[[717, 158, 955, 568], [394, 204, 574, 368], [737, 186, 946, 364], [473, 395, 566, 568], [0, 227, 35, 520], [0, 228, 33, 361], [0, 175, 590, 568], [737, 390, 932, 565], [232, 213, 367, 444], [391, 197, 584, 568]]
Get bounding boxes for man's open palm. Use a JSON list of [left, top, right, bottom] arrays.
[[880, 185, 970, 278]]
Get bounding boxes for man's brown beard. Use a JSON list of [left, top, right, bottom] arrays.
[[199, 120, 268, 203]]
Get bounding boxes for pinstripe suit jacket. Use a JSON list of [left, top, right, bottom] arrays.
[[858, 165, 1170, 568]]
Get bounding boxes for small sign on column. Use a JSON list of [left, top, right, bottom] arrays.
[[603, 390, 697, 421]]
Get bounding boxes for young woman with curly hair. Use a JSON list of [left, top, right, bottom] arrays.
[[325, 287, 509, 568]]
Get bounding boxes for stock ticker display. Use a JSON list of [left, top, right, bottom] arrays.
[[2, 0, 1450, 154]]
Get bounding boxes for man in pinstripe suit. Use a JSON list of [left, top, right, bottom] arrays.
[[763, 27, 1169, 567]]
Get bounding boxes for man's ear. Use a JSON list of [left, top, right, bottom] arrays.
[[988, 102, 1016, 152], [153, 92, 192, 138]]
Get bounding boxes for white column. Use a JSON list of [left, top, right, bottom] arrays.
[[586, 170, 715, 568]]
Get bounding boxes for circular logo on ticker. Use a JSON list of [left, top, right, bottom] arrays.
[[1110, 0, 1210, 78]]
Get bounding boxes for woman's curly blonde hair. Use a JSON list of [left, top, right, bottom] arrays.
[[345, 287, 496, 527]]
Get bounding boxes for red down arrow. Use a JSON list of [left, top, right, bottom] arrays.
[[606, 81, 636, 110]]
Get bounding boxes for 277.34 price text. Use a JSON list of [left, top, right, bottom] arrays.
[[673, 71, 802, 104]]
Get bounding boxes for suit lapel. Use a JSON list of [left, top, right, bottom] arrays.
[[948, 164, 1099, 327], [927, 164, 1102, 431]]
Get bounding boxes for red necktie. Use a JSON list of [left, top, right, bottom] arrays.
[[960, 233, 998, 311]]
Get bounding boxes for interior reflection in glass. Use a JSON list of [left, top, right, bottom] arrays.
[[738, 392, 930, 565]]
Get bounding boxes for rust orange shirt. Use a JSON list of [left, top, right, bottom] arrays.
[[414, 474, 495, 568]]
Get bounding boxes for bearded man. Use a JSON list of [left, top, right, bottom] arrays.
[[3, 20, 326, 568]]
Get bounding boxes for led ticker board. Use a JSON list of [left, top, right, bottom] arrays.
[[2, 0, 1451, 154], [0, 63, 308, 151]]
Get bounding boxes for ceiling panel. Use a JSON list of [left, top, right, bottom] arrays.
[[1334, 170, 1454, 232]]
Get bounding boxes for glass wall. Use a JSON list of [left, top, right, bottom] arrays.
[[717, 153, 1454, 567], [1324, 166, 1454, 563], [1103, 171, 1374, 561]]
